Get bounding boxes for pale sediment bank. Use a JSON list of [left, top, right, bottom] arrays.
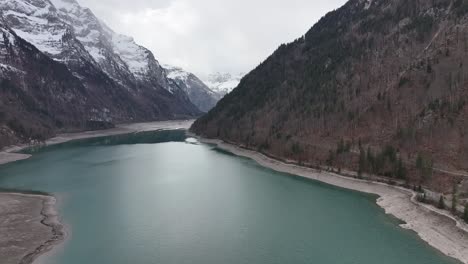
[[0, 193, 64, 264], [198, 137, 468, 264], [0, 120, 194, 165]]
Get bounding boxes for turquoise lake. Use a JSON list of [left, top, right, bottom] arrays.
[[0, 130, 460, 264]]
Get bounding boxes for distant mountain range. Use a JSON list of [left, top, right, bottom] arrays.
[[0, 0, 223, 147], [203, 72, 245, 96]]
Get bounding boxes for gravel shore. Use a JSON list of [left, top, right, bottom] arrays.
[[0, 193, 64, 264]]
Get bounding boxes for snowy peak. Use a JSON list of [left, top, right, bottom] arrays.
[[165, 65, 191, 81], [164, 65, 221, 112], [111, 33, 150, 76], [204, 72, 244, 95], [0, 0, 201, 131], [49, 0, 81, 12], [2, 0, 170, 91], [3, 0, 96, 70]]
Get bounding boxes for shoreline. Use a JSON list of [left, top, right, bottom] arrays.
[[0, 120, 194, 165], [196, 137, 468, 264], [0, 120, 194, 264], [20, 194, 65, 264], [0, 192, 64, 264]]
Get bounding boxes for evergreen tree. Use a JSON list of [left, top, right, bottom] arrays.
[[416, 153, 433, 183], [337, 138, 345, 154], [438, 196, 445, 209], [395, 157, 406, 180], [464, 205, 468, 223], [326, 150, 335, 166], [366, 147, 374, 172], [358, 147, 366, 177], [344, 141, 351, 152], [416, 153, 423, 170], [451, 185, 458, 213]]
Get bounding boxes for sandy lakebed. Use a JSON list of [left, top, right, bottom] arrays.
[[0, 193, 63, 264], [195, 137, 468, 264], [0, 120, 194, 264]]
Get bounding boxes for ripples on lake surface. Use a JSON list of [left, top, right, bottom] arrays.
[[0, 130, 461, 264]]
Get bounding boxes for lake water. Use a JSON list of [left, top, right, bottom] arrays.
[[0, 130, 460, 264]]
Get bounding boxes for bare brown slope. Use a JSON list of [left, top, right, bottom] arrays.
[[192, 0, 468, 194]]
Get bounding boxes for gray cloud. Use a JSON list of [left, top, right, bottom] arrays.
[[78, 0, 347, 77]]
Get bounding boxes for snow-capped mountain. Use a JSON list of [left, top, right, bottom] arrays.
[[0, 21, 105, 146], [2, 0, 172, 92], [165, 66, 221, 112], [0, 0, 202, 147], [203, 72, 245, 96]]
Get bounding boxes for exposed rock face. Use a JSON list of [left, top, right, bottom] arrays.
[[165, 66, 221, 113], [192, 0, 468, 192], [0, 0, 202, 147], [0, 23, 96, 146]]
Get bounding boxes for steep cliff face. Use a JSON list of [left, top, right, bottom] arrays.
[[0, 0, 202, 147], [192, 0, 468, 192]]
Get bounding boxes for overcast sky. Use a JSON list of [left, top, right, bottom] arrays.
[[78, 0, 347, 78]]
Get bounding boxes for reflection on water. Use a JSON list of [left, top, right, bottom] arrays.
[[23, 129, 188, 154]]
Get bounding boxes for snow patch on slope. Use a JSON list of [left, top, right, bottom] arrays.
[[13, 28, 65, 55], [0, 27, 16, 46], [3, 0, 74, 57], [165, 65, 190, 81], [49, 0, 78, 12], [362, 0, 374, 9], [0, 63, 24, 74], [111, 34, 150, 76], [3, 0, 178, 94], [3, 10, 48, 25], [203, 72, 244, 95]]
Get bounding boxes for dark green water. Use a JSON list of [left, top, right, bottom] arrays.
[[0, 131, 460, 264]]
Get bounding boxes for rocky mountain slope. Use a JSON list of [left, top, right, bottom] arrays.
[[0, 22, 103, 146], [203, 72, 244, 96], [0, 0, 203, 147], [165, 66, 221, 112], [192, 0, 468, 194]]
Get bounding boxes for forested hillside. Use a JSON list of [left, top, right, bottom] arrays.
[[192, 0, 468, 195]]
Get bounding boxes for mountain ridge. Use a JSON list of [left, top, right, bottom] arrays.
[[192, 0, 468, 194]]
